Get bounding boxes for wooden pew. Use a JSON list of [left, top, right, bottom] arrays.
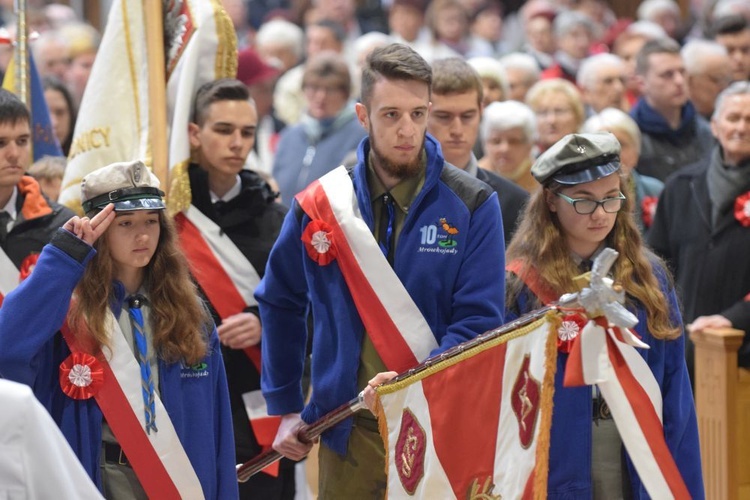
[[691, 327, 750, 500]]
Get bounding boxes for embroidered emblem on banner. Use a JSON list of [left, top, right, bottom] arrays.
[[467, 476, 501, 500], [302, 219, 337, 265], [511, 355, 540, 449], [164, 0, 195, 77], [395, 408, 426, 495], [59, 352, 104, 400]]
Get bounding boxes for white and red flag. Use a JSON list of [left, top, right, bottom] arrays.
[[58, 0, 236, 213], [374, 314, 558, 499]]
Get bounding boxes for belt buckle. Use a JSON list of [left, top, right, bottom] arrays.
[[118, 448, 128, 466]]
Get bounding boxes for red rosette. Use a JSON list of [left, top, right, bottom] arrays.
[[18, 253, 40, 281], [557, 313, 587, 353], [641, 196, 658, 228], [735, 191, 750, 228], [301, 219, 337, 266], [59, 352, 104, 400]]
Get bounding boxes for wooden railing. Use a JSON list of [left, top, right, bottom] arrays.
[[691, 327, 750, 500]]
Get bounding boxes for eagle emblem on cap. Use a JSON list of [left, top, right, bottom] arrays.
[[133, 164, 142, 182], [576, 145, 586, 154]]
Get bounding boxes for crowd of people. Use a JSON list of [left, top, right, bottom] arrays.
[[0, 0, 749, 498]]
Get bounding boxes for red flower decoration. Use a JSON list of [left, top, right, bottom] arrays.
[[18, 253, 40, 281], [59, 352, 104, 400], [735, 192, 750, 227], [557, 313, 587, 353], [641, 196, 658, 228], [301, 219, 337, 266]]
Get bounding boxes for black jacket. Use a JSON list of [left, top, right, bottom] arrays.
[[647, 151, 750, 370], [476, 167, 528, 246], [187, 165, 291, 498], [2, 176, 73, 268]]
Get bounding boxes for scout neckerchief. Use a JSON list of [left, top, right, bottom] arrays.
[[60, 311, 204, 499]]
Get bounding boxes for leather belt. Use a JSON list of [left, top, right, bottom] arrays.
[[103, 442, 131, 467]]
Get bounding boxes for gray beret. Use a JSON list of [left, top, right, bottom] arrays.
[[531, 132, 622, 185], [81, 160, 166, 214]]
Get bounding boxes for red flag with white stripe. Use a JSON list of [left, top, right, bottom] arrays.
[[374, 314, 558, 499]]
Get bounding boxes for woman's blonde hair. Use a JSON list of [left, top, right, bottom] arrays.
[[69, 213, 209, 364], [506, 172, 680, 340]]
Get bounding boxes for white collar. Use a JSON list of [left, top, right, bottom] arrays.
[[1, 187, 18, 221], [209, 175, 241, 204]]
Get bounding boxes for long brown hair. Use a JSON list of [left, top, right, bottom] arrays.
[[506, 172, 680, 340], [69, 213, 209, 364]]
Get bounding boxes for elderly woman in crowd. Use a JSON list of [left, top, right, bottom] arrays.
[[478, 100, 539, 193], [582, 107, 664, 234], [468, 55, 510, 107], [525, 78, 585, 154], [272, 52, 366, 205]]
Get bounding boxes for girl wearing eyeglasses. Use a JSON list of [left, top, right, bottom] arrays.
[[504, 133, 703, 499]]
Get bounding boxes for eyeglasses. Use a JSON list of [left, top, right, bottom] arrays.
[[555, 192, 626, 215]]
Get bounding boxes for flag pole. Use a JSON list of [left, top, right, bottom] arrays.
[[143, 0, 169, 190], [13, 0, 30, 105], [234, 305, 560, 482]]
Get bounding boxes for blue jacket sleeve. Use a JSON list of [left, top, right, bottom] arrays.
[[0, 230, 94, 386], [255, 206, 310, 415], [435, 192, 506, 353], [209, 327, 240, 499]]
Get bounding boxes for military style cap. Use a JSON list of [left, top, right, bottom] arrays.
[[531, 132, 621, 185], [81, 160, 166, 214]]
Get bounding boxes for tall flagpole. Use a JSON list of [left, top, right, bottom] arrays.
[[143, 0, 169, 192], [13, 0, 30, 106]]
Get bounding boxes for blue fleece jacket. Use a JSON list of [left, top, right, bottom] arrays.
[[0, 230, 238, 499], [506, 262, 704, 499], [256, 134, 507, 454]]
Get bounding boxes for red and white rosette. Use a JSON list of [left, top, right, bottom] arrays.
[[641, 196, 658, 228], [302, 219, 337, 265], [734, 191, 750, 227], [557, 313, 586, 353], [18, 253, 40, 282], [59, 352, 104, 400]]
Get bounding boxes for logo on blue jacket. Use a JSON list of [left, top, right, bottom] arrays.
[[417, 217, 460, 255], [181, 361, 209, 378]]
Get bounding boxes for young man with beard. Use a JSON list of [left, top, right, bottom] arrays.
[[0, 89, 72, 305], [256, 43, 506, 497], [179, 79, 291, 499], [428, 57, 528, 245]]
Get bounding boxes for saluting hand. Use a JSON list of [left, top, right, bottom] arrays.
[[62, 203, 116, 246]]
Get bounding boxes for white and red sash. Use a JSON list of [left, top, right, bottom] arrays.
[[62, 313, 204, 499], [0, 247, 19, 306], [175, 205, 280, 475], [564, 318, 690, 499], [507, 261, 690, 498], [295, 166, 438, 373]]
